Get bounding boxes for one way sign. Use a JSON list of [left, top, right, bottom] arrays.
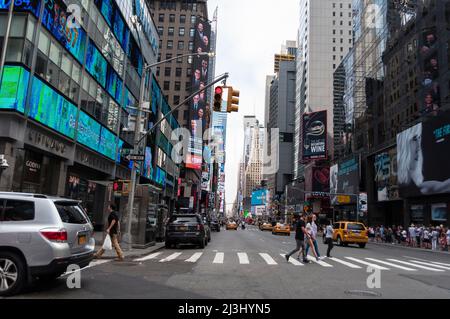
[[126, 154, 145, 162]]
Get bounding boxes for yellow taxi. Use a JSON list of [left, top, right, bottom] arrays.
[[272, 223, 291, 236], [226, 222, 238, 230], [332, 221, 368, 248], [259, 222, 273, 231]]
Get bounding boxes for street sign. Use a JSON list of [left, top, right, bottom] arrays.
[[126, 154, 145, 161]]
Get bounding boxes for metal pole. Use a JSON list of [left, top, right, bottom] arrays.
[[0, 1, 15, 87], [125, 63, 148, 250]]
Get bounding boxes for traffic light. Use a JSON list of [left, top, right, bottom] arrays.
[[213, 86, 223, 112], [226, 87, 240, 113]]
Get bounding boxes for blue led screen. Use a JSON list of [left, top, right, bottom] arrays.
[[0, 0, 40, 17], [0, 66, 30, 113], [86, 40, 107, 88], [99, 127, 117, 160], [77, 111, 102, 151]]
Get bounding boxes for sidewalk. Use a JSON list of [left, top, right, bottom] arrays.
[[368, 240, 450, 255], [93, 231, 165, 259]]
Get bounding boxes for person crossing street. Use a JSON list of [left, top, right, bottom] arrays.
[[305, 214, 321, 260], [325, 220, 334, 258], [94, 203, 124, 261], [285, 214, 309, 264]]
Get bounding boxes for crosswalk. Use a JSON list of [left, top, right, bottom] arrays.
[[131, 251, 450, 273]]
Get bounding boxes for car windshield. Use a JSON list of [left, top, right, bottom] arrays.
[[169, 216, 198, 224], [55, 202, 89, 225], [347, 223, 365, 231]]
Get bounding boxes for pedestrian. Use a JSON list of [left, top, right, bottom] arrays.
[[408, 224, 416, 247], [401, 228, 407, 246], [94, 203, 124, 261], [325, 220, 334, 258], [369, 227, 375, 242], [423, 227, 430, 249], [285, 214, 309, 264], [305, 214, 321, 259], [416, 225, 422, 248], [304, 221, 319, 261], [431, 227, 439, 251]]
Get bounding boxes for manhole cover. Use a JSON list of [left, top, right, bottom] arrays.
[[345, 290, 382, 297]]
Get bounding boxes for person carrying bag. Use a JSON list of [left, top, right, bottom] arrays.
[[94, 203, 124, 261]]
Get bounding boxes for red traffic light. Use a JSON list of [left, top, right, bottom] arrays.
[[215, 86, 223, 95]]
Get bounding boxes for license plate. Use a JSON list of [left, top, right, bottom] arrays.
[[178, 226, 188, 231], [78, 235, 87, 245]]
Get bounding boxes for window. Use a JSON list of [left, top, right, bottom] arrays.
[[159, 14, 164, 22], [333, 12, 336, 16], [183, 110, 189, 120], [190, 28, 195, 38], [174, 96, 180, 105], [178, 41, 185, 50], [55, 202, 88, 224], [166, 54, 173, 62], [168, 27, 175, 37], [333, 29, 336, 35], [164, 81, 170, 90], [180, 15, 186, 24], [179, 27, 185, 36], [333, 47, 336, 52], [333, 38, 336, 43], [186, 68, 192, 77], [164, 67, 171, 77], [167, 40, 173, 49], [176, 68, 182, 77], [191, 15, 196, 24], [158, 27, 163, 36], [177, 54, 183, 63], [175, 81, 181, 91], [188, 41, 194, 51], [3, 200, 35, 221], [169, 14, 175, 23], [38, 30, 50, 55], [340, 21, 343, 26], [156, 67, 160, 76]]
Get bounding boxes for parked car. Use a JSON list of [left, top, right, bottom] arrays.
[[165, 214, 208, 249], [323, 221, 368, 248], [210, 219, 221, 232], [0, 192, 95, 296]]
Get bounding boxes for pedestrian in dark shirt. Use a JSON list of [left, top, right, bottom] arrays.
[[94, 203, 124, 261], [285, 214, 310, 263]]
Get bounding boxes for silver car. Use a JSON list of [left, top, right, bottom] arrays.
[[0, 192, 95, 296]]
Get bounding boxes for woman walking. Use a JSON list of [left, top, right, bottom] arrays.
[[325, 221, 334, 258]]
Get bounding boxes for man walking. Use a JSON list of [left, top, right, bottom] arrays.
[[94, 203, 124, 261], [325, 220, 334, 258], [285, 214, 309, 263]]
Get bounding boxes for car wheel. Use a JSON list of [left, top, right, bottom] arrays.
[[358, 243, 366, 248], [199, 238, 206, 249], [0, 252, 26, 297], [337, 236, 343, 246]]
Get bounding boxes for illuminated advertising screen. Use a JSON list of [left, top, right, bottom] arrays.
[[0, 66, 29, 113], [0, 0, 40, 18], [154, 167, 166, 187], [77, 111, 101, 151], [99, 127, 117, 160], [86, 41, 107, 88], [106, 68, 123, 102], [143, 146, 153, 180], [312, 166, 330, 197], [374, 148, 399, 201], [397, 112, 450, 197], [251, 189, 268, 207], [302, 110, 327, 161], [41, 0, 87, 63], [29, 76, 77, 139], [336, 156, 359, 204], [93, 0, 129, 50]]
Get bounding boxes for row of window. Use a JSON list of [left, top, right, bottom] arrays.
[[159, 67, 192, 78], [158, 13, 197, 25], [162, 40, 194, 51]]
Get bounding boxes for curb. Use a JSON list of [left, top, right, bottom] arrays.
[[368, 241, 450, 255]]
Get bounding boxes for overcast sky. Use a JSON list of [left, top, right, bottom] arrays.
[[207, 0, 299, 211]]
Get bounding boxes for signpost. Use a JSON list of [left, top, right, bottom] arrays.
[[126, 154, 145, 162]]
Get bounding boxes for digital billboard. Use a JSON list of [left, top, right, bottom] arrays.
[[329, 164, 338, 205], [29, 76, 78, 139], [302, 110, 327, 161], [374, 148, 399, 201], [0, 0, 40, 16], [86, 40, 107, 88], [77, 111, 101, 151], [251, 189, 268, 206], [397, 112, 450, 197], [331, 156, 359, 204], [312, 166, 330, 196], [0, 66, 29, 113], [99, 127, 117, 160], [419, 28, 440, 115], [143, 147, 154, 180]]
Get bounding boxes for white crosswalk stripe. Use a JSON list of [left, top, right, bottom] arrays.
[[365, 258, 417, 271], [259, 253, 278, 265], [160, 252, 182, 263], [307, 255, 333, 267], [345, 257, 389, 270], [387, 259, 444, 272], [213, 252, 224, 264], [134, 252, 162, 262], [429, 261, 450, 267], [238, 253, 250, 264], [328, 257, 362, 269], [408, 260, 450, 270], [185, 252, 203, 263], [281, 254, 303, 266]]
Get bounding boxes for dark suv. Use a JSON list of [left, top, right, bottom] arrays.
[[165, 214, 208, 249]]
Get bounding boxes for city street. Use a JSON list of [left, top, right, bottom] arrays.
[[8, 226, 450, 299]]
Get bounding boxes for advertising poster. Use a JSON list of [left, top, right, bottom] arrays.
[[312, 166, 330, 197], [431, 203, 447, 222], [336, 156, 359, 204], [330, 164, 338, 205], [302, 111, 327, 161], [419, 28, 440, 115], [251, 189, 268, 206], [374, 148, 399, 201], [410, 205, 425, 223], [397, 111, 450, 197]]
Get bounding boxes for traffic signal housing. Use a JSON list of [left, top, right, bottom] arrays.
[[226, 87, 240, 113], [213, 86, 223, 112]]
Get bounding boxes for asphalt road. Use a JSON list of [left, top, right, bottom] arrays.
[[8, 225, 450, 299]]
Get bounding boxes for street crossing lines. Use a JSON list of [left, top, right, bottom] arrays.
[[307, 255, 333, 267], [407, 260, 450, 270], [185, 252, 203, 263], [345, 257, 390, 270], [328, 257, 362, 269], [259, 253, 278, 265], [387, 259, 444, 272], [213, 252, 225, 264], [365, 258, 417, 271], [134, 252, 162, 262], [160, 252, 182, 263], [281, 254, 303, 266], [238, 253, 250, 264]]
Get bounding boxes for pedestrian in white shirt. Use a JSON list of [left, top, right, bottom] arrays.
[[431, 227, 439, 251]]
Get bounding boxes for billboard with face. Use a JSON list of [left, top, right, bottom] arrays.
[[329, 164, 338, 205], [397, 112, 450, 197], [302, 111, 327, 161]]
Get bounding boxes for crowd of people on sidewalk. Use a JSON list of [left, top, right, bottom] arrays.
[[367, 224, 450, 252]]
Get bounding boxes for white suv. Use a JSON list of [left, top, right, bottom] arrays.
[[0, 192, 95, 296]]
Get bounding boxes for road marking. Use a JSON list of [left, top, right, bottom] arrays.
[[213, 252, 224, 264], [281, 254, 303, 266], [61, 260, 110, 276], [429, 261, 450, 267], [259, 253, 278, 265], [328, 257, 362, 269], [345, 257, 389, 270], [134, 252, 162, 262], [185, 252, 203, 263], [160, 252, 182, 263], [407, 260, 450, 270], [365, 258, 417, 271], [387, 259, 444, 272], [307, 255, 333, 267], [238, 253, 249, 264], [403, 256, 450, 267]]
